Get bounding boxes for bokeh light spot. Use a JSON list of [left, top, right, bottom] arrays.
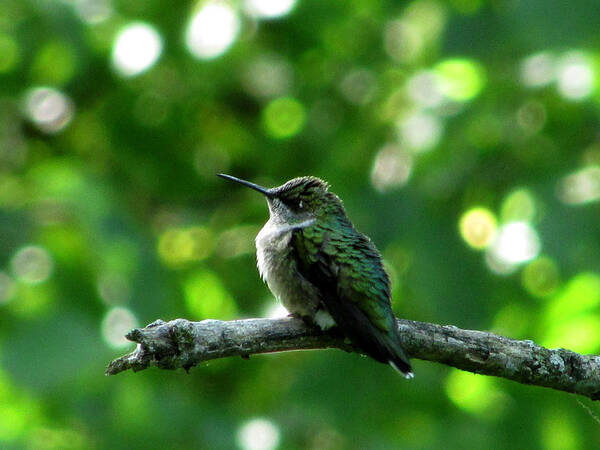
[[185, 2, 240, 60], [184, 271, 237, 320], [0, 34, 19, 73], [406, 70, 444, 108], [158, 226, 214, 266], [520, 52, 556, 87], [262, 97, 306, 139], [111, 23, 163, 77], [244, 0, 296, 19], [522, 257, 560, 298], [488, 222, 540, 266], [158, 229, 190, 264], [542, 315, 600, 354], [398, 112, 443, 153], [546, 273, 600, 319], [339, 68, 377, 105], [10, 246, 53, 285], [215, 225, 258, 258], [459, 207, 497, 250], [556, 52, 595, 101], [500, 188, 536, 223], [516, 101, 546, 135], [542, 273, 600, 353], [23, 87, 74, 134], [384, 20, 424, 64], [384, 1, 447, 64], [445, 370, 505, 416], [74, 0, 113, 24], [557, 165, 600, 205], [404, 1, 447, 42], [242, 56, 293, 99], [485, 251, 519, 275], [434, 59, 485, 101], [97, 272, 131, 305], [0, 271, 16, 304], [237, 418, 281, 450], [101, 307, 138, 348], [371, 143, 413, 192]]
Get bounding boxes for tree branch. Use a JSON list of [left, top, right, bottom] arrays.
[[106, 317, 600, 400]]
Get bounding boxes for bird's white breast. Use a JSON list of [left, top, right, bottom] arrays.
[[255, 218, 323, 319], [256, 219, 292, 284]]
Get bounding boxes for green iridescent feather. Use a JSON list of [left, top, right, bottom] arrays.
[[291, 207, 409, 370]]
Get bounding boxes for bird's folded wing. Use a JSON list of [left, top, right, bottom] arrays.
[[291, 225, 395, 335]]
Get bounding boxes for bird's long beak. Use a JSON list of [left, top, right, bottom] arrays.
[[217, 174, 273, 197]]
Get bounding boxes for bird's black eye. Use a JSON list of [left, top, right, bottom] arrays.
[[284, 197, 303, 210]]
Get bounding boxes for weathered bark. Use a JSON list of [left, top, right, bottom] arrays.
[[106, 317, 600, 400]]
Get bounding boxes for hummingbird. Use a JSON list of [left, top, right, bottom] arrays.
[[218, 174, 413, 378]]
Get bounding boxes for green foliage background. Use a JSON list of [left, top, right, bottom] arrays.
[[1, 0, 600, 448]]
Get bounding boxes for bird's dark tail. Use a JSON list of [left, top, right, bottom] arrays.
[[380, 334, 413, 378], [312, 290, 413, 378], [388, 352, 414, 379], [362, 329, 413, 378]]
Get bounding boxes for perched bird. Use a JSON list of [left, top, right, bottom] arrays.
[[218, 174, 413, 378]]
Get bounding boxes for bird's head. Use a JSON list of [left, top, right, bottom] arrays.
[[218, 174, 345, 225]]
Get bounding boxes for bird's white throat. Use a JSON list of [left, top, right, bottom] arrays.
[[255, 218, 315, 282]]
